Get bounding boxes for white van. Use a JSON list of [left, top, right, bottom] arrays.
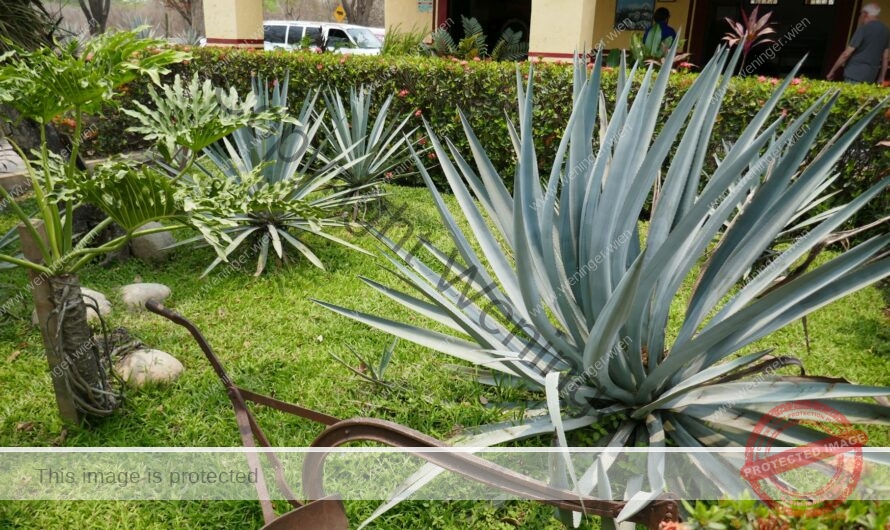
[[263, 21, 382, 55]]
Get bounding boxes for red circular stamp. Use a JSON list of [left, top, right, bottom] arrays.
[[741, 400, 867, 517]]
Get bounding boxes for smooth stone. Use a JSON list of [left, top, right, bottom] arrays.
[[115, 348, 183, 386], [120, 283, 171, 310], [130, 222, 175, 263]]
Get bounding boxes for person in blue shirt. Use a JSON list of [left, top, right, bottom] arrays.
[[644, 7, 677, 47]]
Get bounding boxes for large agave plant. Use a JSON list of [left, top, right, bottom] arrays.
[[177, 74, 376, 276], [321, 85, 417, 191], [318, 44, 890, 525]]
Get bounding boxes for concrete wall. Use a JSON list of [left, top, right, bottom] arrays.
[[528, 0, 597, 58], [204, 0, 264, 45], [385, 0, 434, 33]]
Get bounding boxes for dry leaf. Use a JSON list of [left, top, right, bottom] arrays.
[[16, 421, 34, 432], [6, 350, 21, 363]]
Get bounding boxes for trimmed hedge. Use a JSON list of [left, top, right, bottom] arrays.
[[87, 48, 889, 225]]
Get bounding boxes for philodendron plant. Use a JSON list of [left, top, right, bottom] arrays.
[[318, 44, 890, 526], [0, 31, 260, 420]]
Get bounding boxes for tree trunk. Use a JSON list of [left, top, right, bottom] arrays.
[[343, 0, 374, 27], [192, 0, 205, 35], [47, 274, 119, 417]]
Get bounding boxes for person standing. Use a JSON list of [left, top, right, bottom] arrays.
[[644, 7, 677, 46], [827, 3, 889, 84]]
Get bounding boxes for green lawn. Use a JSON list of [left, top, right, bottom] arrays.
[[1, 185, 888, 529]]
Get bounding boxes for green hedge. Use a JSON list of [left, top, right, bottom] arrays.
[[88, 48, 889, 225]]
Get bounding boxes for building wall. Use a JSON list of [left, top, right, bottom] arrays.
[[204, 0, 264, 45], [528, 0, 597, 58], [384, 0, 434, 32]]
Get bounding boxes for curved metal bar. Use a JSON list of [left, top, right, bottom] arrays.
[[302, 418, 680, 528]]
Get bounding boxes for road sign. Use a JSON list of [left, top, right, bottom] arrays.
[[334, 5, 346, 22]]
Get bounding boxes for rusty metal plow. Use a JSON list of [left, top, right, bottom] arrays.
[[146, 301, 680, 529]]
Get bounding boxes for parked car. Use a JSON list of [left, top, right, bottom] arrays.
[[263, 21, 382, 55], [369, 27, 385, 43]]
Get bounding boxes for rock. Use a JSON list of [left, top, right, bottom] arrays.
[[31, 287, 111, 326], [120, 283, 171, 310], [130, 222, 175, 263], [115, 348, 183, 387]]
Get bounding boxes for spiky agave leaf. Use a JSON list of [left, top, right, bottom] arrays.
[[321, 85, 418, 189], [319, 43, 890, 524], [176, 74, 377, 276]]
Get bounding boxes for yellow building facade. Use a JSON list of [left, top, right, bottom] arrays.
[[379, 0, 890, 77]]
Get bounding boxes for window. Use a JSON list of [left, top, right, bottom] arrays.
[[287, 25, 304, 45], [346, 28, 382, 49], [327, 28, 351, 49], [750, 0, 778, 4], [304, 26, 322, 47], [264, 25, 286, 43], [804, 0, 834, 4]]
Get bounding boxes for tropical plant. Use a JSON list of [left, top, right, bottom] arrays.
[[631, 25, 691, 69], [0, 0, 58, 50], [321, 86, 417, 192], [380, 25, 427, 57], [168, 74, 375, 276], [0, 30, 191, 420], [328, 338, 400, 390], [723, 6, 776, 71], [318, 45, 890, 527], [429, 16, 527, 61]]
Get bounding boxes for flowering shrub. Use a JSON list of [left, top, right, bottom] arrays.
[[90, 48, 889, 226]]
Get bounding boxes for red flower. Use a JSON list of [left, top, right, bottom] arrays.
[[339, 56, 347, 64], [316, 63, 324, 70], [757, 75, 767, 82], [427, 152, 437, 160], [791, 77, 802, 85], [418, 137, 427, 145], [473, 56, 481, 61], [398, 89, 409, 97], [414, 109, 422, 117], [796, 86, 807, 94], [460, 60, 468, 66]]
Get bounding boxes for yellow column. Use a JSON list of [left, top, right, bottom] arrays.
[[385, 0, 435, 33], [203, 0, 264, 48], [528, 0, 597, 60]]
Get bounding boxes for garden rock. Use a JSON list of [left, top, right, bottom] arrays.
[[120, 283, 171, 310], [130, 222, 175, 262], [115, 348, 183, 387], [31, 287, 111, 326]]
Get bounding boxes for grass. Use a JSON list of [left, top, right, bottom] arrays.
[[1, 185, 889, 529]]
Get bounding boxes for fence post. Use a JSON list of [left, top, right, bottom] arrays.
[[17, 220, 82, 425]]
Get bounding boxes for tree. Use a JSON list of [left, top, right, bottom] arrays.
[[341, 0, 374, 27], [77, 0, 111, 35], [163, 0, 205, 33]]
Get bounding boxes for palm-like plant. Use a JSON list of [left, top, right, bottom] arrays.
[[0, 0, 57, 50], [0, 31, 192, 419], [318, 45, 890, 526], [170, 75, 376, 276], [322, 86, 417, 192], [723, 6, 776, 71]]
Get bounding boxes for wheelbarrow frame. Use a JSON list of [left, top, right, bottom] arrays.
[[145, 300, 680, 529]]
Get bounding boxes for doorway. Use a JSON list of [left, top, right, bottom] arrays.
[[688, 0, 859, 78]]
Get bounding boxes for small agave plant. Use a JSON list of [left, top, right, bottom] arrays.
[[321, 85, 417, 192], [165, 74, 376, 276], [318, 43, 890, 527]]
